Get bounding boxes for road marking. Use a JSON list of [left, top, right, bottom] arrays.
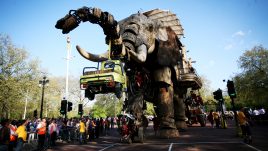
[[97, 141, 262, 151], [99, 144, 116, 151], [168, 143, 173, 151], [171, 141, 262, 151], [172, 141, 241, 144], [242, 142, 262, 151]]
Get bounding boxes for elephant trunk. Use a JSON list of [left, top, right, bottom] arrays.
[[76, 45, 108, 62], [127, 44, 147, 63]]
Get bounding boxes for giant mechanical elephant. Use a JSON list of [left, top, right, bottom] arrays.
[[55, 7, 202, 138]]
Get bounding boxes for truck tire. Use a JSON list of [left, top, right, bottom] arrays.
[[85, 88, 95, 100], [88, 93, 95, 100], [115, 82, 122, 99]]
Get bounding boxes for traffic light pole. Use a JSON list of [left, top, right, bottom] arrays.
[[65, 101, 68, 119], [220, 101, 227, 129], [39, 76, 49, 119], [64, 36, 72, 120], [231, 97, 239, 136]]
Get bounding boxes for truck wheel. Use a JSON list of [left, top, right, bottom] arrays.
[[88, 93, 95, 100], [115, 83, 122, 99], [85, 88, 95, 100]]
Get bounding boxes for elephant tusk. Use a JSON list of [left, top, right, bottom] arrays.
[[128, 44, 147, 63], [76, 45, 108, 62]]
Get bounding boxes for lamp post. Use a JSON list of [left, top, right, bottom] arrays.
[[39, 76, 49, 119]]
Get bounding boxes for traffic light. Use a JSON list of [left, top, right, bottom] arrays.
[[78, 104, 83, 115], [68, 101, 73, 112], [227, 80, 236, 98], [60, 99, 67, 115], [34, 109, 37, 117], [213, 89, 223, 102]]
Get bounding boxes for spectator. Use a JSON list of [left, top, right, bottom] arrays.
[[79, 119, 86, 144], [9, 120, 17, 151], [36, 118, 47, 150], [99, 118, 104, 135], [88, 120, 96, 140], [49, 119, 57, 147], [237, 107, 252, 144], [213, 111, 220, 128], [15, 119, 28, 151], [27, 121, 35, 143], [95, 119, 100, 139], [253, 109, 259, 116], [152, 116, 159, 136], [259, 107, 265, 115], [0, 119, 10, 151], [111, 117, 114, 129], [207, 110, 214, 128]]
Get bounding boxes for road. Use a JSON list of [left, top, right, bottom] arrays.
[[48, 120, 267, 151]]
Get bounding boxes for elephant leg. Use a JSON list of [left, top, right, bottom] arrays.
[[174, 88, 187, 131], [156, 85, 179, 138]]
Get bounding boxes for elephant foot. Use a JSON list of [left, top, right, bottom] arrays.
[[175, 121, 187, 132], [159, 128, 179, 138]]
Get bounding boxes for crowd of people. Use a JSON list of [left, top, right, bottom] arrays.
[[206, 107, 268, 144], [0, 116, 127, 151]]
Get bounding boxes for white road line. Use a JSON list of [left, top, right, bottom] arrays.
[[242, 142, 263, 151], [99, 144, 116, 151], [168, 143, 173, 151], [172, 141, 262, 151], [172, 141, 241, 145]]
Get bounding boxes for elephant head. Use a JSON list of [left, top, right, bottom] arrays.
[[55, 7, 184, 65]]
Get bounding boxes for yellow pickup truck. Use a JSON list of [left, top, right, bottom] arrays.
[[80, 60, 127, 100]]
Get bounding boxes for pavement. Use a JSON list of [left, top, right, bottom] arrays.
[[46, 119, 267, 151]]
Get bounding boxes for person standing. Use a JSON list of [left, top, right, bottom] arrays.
[[237, 107, 252, 144], [213, 111, 220, 128], [9, 120, 17, 151], [152, 116, 159, 136], [207, 110, 214, 128], [99, 118, 104, 135], [36, 118, 47, 150], [95, 119, 100, 139], [0, 119, 10, 151], [48, 119, 57, 147], [79, 119, 86, 144], [15, 120, 28, 151]]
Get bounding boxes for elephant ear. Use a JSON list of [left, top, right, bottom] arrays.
[[143, 9, 184, 40]]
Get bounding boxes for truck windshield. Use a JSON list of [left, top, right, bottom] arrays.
[[104, 61, 115, 69]]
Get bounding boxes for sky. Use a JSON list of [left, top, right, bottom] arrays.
[[1, 0, 268, 92]]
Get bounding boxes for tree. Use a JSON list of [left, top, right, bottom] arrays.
[[234, 45, 268, 108], [91, 93, 123, 118], [0, 34, 41, 119], [198, 75, 213, 103]]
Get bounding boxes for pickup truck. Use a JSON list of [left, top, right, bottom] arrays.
[[80, 60, 127, 100]]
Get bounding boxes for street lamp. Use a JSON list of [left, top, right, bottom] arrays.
[[39, 76, 49, 119]]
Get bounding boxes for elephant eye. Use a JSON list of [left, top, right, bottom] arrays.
[[148, 24, 154, 32]]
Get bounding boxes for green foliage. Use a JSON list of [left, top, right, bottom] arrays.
[[0, 34, 41, 119], [234, 45, 268, 108], [0, 34, 66, 119], [91, 93, 123, 118]]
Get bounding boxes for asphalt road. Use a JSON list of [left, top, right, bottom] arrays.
[[48, 120, 267, 151]]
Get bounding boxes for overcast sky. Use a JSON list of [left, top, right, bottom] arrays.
[[1, 0, 268, 92]]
